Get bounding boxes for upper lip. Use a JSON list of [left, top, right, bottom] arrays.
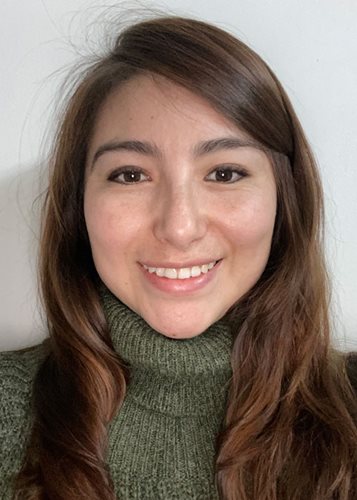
[[140, 259, 219, 268]]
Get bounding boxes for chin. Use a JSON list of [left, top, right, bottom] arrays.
[[144, 315, 212, 340]]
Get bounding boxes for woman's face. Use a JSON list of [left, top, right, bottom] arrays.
[[84, 74, 277, 339]]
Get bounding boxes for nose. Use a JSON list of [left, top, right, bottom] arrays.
[[153, 184, 207, 250]]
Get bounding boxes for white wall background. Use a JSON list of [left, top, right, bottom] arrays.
[[1, 0, 356, 351]]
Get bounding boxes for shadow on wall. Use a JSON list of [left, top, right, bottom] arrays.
[[0, 164, 48, 351]]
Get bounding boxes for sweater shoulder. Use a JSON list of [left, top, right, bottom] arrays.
[[0, 339, 49, 421], [0, 340, 49, 398], [0, 341, 49, 492], [0, 340, 49, 418]]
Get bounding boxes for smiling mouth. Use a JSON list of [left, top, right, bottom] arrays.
[[142, 260, 221, 280]]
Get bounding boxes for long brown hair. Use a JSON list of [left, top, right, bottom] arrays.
[[15, 15, 357, 499]]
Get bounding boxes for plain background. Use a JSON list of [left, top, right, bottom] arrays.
[[1, 0, 356, 351]]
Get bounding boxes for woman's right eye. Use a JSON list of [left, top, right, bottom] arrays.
[[108, 167, 150, 184]]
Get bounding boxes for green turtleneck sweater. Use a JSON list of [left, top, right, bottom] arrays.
[[0, 287, 234, 499]]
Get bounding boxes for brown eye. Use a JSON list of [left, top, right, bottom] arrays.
[[205, 166, 247, 183], [108, 167, 149, 184]]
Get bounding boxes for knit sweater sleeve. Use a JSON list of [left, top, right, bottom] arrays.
[[0, 341, 47, 498]]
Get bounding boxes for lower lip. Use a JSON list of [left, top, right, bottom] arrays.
[[140, 261, 222, 295]]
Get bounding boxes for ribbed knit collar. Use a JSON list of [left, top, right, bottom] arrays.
[[99, 284, 234, 418]]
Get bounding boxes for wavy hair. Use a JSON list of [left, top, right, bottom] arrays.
[[15, 15, 357, 499]]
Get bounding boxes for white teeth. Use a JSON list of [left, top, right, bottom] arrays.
[[143, 260, 218, 279], [177, 267, 191, 279], [191, 266, 201, 277], [164, 268, 178, 279]]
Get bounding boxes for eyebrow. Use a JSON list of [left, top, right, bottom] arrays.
[[90, 137, 262, 170]]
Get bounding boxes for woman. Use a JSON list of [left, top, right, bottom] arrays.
[[1, 15, 356, 500]]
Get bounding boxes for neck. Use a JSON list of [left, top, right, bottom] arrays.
[[99, 284, 234, 417]]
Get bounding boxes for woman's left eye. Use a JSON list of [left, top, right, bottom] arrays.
[[205, 166, 248, 183]]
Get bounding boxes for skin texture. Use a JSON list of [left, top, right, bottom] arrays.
[[84, 74, 277, 339]]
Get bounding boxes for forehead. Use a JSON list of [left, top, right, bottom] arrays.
[[88, 74, 251, 149]]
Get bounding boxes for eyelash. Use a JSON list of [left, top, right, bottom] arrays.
[[107, 166, 150, 184], [107, 165, 248, 185], [205, 166, 248, 183]]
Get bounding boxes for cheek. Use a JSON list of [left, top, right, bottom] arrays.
[[84, 195, 128, 252], [85, 202, 117, 248], [220, 192, 277, 249], [84, 193, 150, 261]]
